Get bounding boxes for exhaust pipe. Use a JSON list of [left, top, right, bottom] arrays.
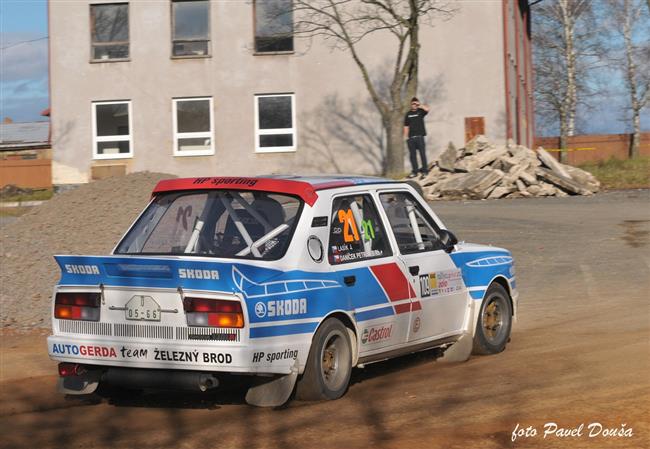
[[103, 368, 219, 392], [198, 373, 217, 392]]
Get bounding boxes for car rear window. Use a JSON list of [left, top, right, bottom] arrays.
[[115, 190, 302, 260]]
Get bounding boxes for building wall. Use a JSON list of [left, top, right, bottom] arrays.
[[502, 0, 533, 148], [49, 0, 511, 183]]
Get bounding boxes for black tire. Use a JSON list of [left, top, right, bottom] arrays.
[[295, 318, 352, 401], [472, 283, 512, 355]]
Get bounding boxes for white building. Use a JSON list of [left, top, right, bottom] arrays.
[[48, 0, 533, 184]]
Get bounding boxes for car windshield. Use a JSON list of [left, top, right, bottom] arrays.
[[115, 190, 303, 260]]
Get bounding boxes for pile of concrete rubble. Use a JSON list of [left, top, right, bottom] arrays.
[[415, 135, 600, 200]]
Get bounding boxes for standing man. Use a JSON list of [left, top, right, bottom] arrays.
[[403, 97, 430, 177]]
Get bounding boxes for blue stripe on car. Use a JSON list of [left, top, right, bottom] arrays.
[[355, 306, 394, 322]]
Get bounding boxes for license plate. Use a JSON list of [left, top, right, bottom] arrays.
[[125, 295, 161, 321]]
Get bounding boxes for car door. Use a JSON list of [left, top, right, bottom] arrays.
[[326, 192, 412, 352], [377, 190, 469, 342]]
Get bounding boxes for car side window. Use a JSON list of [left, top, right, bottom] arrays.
[[328, 194, 392, 264], [379, 192, 443, 254]]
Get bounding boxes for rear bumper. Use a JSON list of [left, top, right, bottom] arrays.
[[47, 334, 309, 375]]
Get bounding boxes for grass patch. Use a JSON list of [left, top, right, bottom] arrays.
[[0, 188, 53, 203], [579, 157, 650, 190]]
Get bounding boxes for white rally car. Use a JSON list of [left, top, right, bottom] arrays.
[[48, 176, 518, 406]]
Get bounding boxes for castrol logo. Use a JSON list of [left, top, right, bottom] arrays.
[[361, 325, 393, 345]]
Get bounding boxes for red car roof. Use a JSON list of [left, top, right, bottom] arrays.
[[152, 177, 319, 206]]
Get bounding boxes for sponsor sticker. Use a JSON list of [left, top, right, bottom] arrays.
[[51, 343, 233, 364], [193, 177, 258, 187], [252, 349, 298, 363], [254, 302, 267, 318], [64, 264, 100, 275], [361, 324, 393, 345], [254, 298, 307, 318], [419, 269, 464, 297], [52, 343, 117, 358], [178, 268, 220, 280]]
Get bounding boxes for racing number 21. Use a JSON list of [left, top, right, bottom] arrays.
[[338, 208, 375, 243], [338, 209, 359, 243]]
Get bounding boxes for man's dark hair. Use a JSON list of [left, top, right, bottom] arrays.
[[411, 97, 419, 102]]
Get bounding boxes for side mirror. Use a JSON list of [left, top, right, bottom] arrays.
[[439, 229, 458, 253]]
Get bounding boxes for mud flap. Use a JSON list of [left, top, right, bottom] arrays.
[[245, 361, 299, 407], [57, 371, 101, 395], [437, 332, 473, 363]]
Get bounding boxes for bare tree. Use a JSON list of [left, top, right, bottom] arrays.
[[292, 0, 455, 176], [605, 0, 650, 158], [532, 0, 602, 162]]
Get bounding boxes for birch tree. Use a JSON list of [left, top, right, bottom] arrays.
[[605, 0, 650, 158], [291, 0, 455, 176], [532, 0, 601, 162]]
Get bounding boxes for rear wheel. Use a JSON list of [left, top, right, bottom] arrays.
[[472, 283, 512, 355], [295, 318, 352, 401]]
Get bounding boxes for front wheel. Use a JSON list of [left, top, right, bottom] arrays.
[[295, 318, 352, 401], [472, 283, 512, 355]]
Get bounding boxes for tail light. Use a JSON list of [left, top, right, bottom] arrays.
[[183, 298, 244, 328], [55, 292, 100, 321]]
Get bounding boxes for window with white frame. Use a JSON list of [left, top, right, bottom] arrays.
[[254, 94, 296, 152], [173, 97, 214, 156], [92, 101, 132, 159]]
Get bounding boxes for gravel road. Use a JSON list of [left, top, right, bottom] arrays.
[[1, 189, 649, 449]]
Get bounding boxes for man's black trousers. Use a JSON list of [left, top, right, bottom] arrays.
[[407, 136, 428, 174]]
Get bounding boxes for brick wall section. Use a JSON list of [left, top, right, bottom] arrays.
[[534, 133, 650, 165]]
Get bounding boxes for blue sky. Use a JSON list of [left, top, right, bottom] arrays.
[[0, 0, 647, 136], [0, 0, 49, 123]]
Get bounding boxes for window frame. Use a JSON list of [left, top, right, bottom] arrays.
[[254, 93, 297, 153], [327, 191, 393, 266], [170, 0, 211, 59], [91, 100, 133, 160], [172, 97, 215, 157], [377, 190, 445, 255], [89, 2, 130, 63], [253, 0, 295, 55]]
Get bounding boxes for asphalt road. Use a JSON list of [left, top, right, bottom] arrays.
[[1, 190, 649, 449]]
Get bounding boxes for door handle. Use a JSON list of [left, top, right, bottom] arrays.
[[409, 265, 420, 276], [344, 275, 356, 286]]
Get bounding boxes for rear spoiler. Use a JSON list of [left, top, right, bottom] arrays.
[[152, 177, 318, 206]]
